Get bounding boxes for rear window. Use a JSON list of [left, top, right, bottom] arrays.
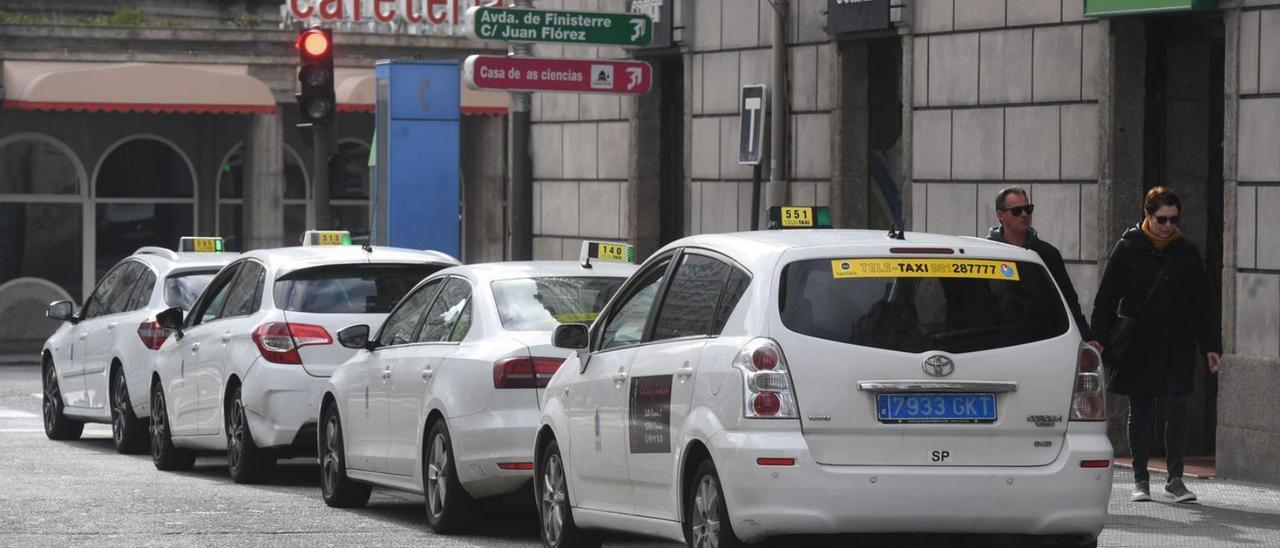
[[274, 264, 444, 314], [491, 277, 626, 331], [779, 258, 1068, 354], [164, 270, 218, 310]]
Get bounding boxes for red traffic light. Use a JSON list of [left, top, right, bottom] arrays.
[[296, 29, 331, 58]]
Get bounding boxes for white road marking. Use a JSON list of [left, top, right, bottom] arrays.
[[0, 408, 38, 419], [30, 393, 43, 400]]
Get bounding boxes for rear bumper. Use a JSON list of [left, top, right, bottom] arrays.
[[708, 423, 1112, 543], [241, 358, 327, 451], [448, 408, 540, 498]]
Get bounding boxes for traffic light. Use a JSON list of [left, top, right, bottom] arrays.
[[295, 27, 334, 125]]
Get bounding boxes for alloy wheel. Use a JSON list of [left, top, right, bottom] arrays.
[[321, 413, 342, 495], [227, 398, 246, 473], [691, 474, 722, 548], [42, 367, 60, 429], [111, 374, 128, 445], [150, 389, 166, 457], [426, 433, 448, 520], [541, 452, 568, 546]]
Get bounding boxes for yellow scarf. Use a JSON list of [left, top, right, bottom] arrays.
[[1141, 217, 1182, 251]]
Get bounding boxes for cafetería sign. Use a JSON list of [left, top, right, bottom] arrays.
[[281, 0, 504, 36]]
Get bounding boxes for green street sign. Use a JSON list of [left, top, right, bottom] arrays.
[[1084, 0, 1214, 16], [467, 6, 652, 46]]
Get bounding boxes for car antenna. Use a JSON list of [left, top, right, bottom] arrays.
[[887, 221, 906, 241], [362, 242, 373, 253]]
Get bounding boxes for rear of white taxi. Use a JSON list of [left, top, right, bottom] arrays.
[[710, 233, 1111, 545]]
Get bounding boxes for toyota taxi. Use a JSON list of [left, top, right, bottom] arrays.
[[148, 231, 458, 483], [317, 242, 636, 534], [535, 208, 1112, 548], [41, 237, 238, 453]]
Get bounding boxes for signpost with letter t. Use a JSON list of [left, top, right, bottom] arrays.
[[739, 84, 768, 229]]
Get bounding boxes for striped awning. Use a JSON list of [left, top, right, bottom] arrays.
[[333, 68, 507, 116]]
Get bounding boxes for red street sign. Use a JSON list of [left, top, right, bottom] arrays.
[[463, 55, 652, 95]]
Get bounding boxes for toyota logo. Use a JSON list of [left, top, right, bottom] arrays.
[[923, 355, 955, 377]]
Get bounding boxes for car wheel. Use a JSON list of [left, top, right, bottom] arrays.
[[319, 404, 371, 508], [110, 368, 148, 453], [537, 439, 600, 548], [149, 382, 194, 471], [42, 362, 83, 441], [226, 386, 276, 484], [423, 419, 477, 534], [685, 459, 744, 548]]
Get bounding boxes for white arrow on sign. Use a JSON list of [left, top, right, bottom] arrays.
[[744, 96, 762, 154], [630, 19, 644, 41]]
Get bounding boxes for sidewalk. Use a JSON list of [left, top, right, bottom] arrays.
[[1101, 469, 1280, 547], [1114, 456, 1217, 479]]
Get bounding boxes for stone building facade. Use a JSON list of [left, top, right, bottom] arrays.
[[528, 0, 1280, 484]]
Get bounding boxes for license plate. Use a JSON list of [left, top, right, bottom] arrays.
[[876, 393, 997, 424]]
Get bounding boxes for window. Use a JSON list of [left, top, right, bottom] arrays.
[[219, 262, 265, 319], [164, 270, 218, 311], [216, 145, 310, 250], [712, 268, 751, 335], [778, 259, 1069, 354], [126, 268, 157, 312], [0, 136, 85, 302], [189, 264, 241, 327], [330, 141, 371, 244], [651, 254, 734, 341], [417, 278, 472, 343], [274, 263, 445, 314], [377, 279, 442, 347], [104, 262, 146, 316], [491, 277, 627, 331], [82, 262, 133, 319], [94, 137, 195, 281], [598, 259, 670, 351]]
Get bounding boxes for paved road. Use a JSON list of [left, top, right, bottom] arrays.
[[2, 363, 1278, 547]]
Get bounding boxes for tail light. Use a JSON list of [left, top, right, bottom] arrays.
[[1070, 344, 1106, 421], [137, 320, 172, 350], [493, 357, 564, 389], [252, 322, 332, 365], [733, 338, 798, 419]]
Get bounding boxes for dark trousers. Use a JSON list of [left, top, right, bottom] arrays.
[[1128, 393, 1190, 483]]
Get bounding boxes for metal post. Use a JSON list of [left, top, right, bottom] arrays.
[[312, 122, 334, 230], [750, 163, 763, 229], [766, 0, 789, 210], [508, 0, 535, 260]]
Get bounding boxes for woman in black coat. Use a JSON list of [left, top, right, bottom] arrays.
[[1089, 187, 1222, 504]]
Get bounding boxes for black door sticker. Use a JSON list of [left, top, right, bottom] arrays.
[[629, 375, 673, 454]]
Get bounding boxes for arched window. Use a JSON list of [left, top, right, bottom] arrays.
[[0, 134, 86, 302], [93, 136, 196, 280], [332, 139, 371, 243], [216, 144, 310, 250]]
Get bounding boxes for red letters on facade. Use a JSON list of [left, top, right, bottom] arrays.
[[288, 0, 502, 27]]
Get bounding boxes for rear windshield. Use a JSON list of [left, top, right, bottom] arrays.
[[164, 270, 218, 310], [274, 264, 444, 314], [491, 276, 627, 331], [779, 258, 1068, 353]]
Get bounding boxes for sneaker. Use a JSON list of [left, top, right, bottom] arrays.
[[1131, 480, 1151, 502], [1165, 478, 1197, 503]]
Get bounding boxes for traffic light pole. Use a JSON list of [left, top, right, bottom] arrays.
[[312, 122, 334, 230]]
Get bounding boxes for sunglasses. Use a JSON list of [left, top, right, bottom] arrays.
[[1153, 214, 1181, 225], [1000, 204, 1035, 217]]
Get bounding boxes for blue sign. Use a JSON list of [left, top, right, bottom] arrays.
[[374, 60, 461, 258]]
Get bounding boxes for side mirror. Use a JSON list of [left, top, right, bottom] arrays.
[[337, 324, 372, 350], [46, 300, 77, 323], [155, 307, 184, 338], [553, 323, 590, 350]]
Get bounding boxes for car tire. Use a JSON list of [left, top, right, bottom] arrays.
[[536, 439, 600, 548], [42, 362, 84, 441], [150, 382, 195, 471], [110, 368, 148, 454], [423, 419, 477, 534], [319, 403, 371, 508], [226, 386, 276, 484], [685, 459, 744, 548]]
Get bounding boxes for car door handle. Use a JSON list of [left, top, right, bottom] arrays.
[[381, 369, 392, 380], [191, 342, 200, 353], [422, 368, 434, 381], [106, 322, 117, 331], [613, 371, 628, 383], [78, 332, 88, 340], [676, 364, 694, 380], [221, 332, 232, 343]]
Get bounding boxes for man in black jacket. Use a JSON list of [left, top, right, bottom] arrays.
[[987, 187, 1091, 338]]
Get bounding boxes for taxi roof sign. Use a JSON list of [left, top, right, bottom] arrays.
[[179, 237, 224, 253], [767, 206, 832, 230], [579, 241, 635, 268], [303, 230, 352, 246]]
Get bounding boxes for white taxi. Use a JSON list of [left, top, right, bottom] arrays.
[[317, 243, 636, 534], [41, 237, 238, 453], [535, 209, 1112, 548], [149, 231, 458, 483]]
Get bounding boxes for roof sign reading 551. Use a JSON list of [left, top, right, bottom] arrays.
[[467, 6, 652, 46]]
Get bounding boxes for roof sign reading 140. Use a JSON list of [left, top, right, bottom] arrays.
[[467, 6, 652, 46]]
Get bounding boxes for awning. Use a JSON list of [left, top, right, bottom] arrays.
[[2, 61, 275, 114], [334, 68, 508, 116]]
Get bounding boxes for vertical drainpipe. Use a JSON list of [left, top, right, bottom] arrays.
[[766, 0, 789, 210]]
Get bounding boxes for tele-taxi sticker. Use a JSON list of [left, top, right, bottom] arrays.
[[831, 258, 1020, 281]]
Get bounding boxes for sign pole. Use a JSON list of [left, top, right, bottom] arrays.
[[312, 122, 334, 231], [509, 0, 535, 260]]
